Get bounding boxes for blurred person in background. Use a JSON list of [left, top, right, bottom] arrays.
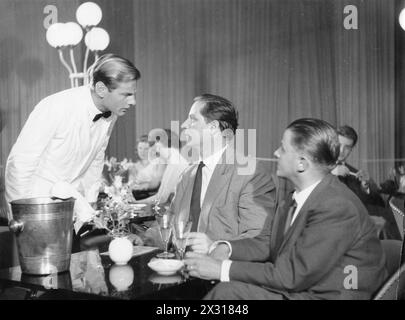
[[131, 129, 188, 204], [332, 125, 399, 239], [127, 134, 152, 186]]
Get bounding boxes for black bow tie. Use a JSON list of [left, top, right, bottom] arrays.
[[93, 111, 112, 122]]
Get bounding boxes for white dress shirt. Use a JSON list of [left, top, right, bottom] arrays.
[[5, 86, 116, 223], [200, 145, 227, 207], [290, 180, 321, 225], [218, 179, 322, 282]]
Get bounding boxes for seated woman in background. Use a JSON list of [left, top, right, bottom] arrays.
[[131, 129, 189, 248], [132, 129, 189, 205], [129, 135, 164, 200], [128, 134, 152, 185]]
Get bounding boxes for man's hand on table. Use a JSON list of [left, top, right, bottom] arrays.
[[184, 252, 222, 281]]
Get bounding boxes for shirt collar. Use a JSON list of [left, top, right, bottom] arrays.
[[85, 86, 113, 123], [199, 145, 227, 171], [292, 179, 322, 208]]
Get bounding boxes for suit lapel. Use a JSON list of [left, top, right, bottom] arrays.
[[178, 164, 198, 221], [198, 163, 232, 233], [270, 198, 287, 261], [198, 147, 237, 233], [277, 174, 333, 255]]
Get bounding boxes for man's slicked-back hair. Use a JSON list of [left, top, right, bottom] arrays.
[[194, 94, 239, 134], [287, 118, 340, 169], [89, 53, 141, 90], [337, 125, 358, 147]]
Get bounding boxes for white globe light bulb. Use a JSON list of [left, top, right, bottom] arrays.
[[85, 27, 110, 51], [400, 9, 405, 31], [46, 22, 65, 48], [58, 23, 71, 47], [64, 22, 83, 46], [76, 2, 102, 28]]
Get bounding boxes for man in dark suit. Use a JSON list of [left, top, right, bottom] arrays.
[[185, 118, 387, 300], [332, 125, 385, 211], [333, 125, 399, 239], [170, 94, 275, 254]]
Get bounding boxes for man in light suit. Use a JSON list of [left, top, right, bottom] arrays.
[[170, 94, 275, 253], [185, 118, 387, 300]]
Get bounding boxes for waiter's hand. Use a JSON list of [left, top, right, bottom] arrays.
[[91, 215, 106, 230]]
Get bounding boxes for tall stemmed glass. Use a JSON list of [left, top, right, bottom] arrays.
[[154, 202, 175, 259], [173, 220, 193, 260]]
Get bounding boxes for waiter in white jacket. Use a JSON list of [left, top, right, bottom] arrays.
[[5, 53, 141, 232]]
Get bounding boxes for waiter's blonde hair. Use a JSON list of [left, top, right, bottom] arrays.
[[89, 53, 141, 90]]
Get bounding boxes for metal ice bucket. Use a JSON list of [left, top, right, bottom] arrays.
[[9, 197, 75, 275]]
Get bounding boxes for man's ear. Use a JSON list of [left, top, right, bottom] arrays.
[[210, 120, 219, 131], [94, 81, 108, 98], [297, 156, 309, 173]]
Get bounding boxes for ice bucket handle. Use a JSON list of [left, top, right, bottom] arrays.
[[9, 219, 24, 233]]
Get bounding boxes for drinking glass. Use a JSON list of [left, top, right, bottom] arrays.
[[172, 220, 193, 260], [155, 211, 175, 259]]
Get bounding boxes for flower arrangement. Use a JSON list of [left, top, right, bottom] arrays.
[[102, 156, 133, 187], [96, 195, 132, 236], [96, 157, 138, 236]]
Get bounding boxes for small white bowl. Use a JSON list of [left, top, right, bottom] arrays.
[[147, 259, 184, 276], [149, 274, 183, 285]]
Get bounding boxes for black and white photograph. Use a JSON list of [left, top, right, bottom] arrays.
[[0, 0, 404, 304]]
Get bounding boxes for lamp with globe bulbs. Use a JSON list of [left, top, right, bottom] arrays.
[[45, 2, 110, 88]]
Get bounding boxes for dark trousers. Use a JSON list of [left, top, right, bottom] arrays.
[[204, 281, 284, 300]]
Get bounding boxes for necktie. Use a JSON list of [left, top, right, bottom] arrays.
[[283, 200, 297, 235], [273, 198, 297, 256], [93, 111, 112, 122], [189, 161, 205, 232]]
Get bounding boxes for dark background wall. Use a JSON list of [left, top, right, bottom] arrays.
[[0, 0, 399, 188], [396, 0, 405, 165]]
